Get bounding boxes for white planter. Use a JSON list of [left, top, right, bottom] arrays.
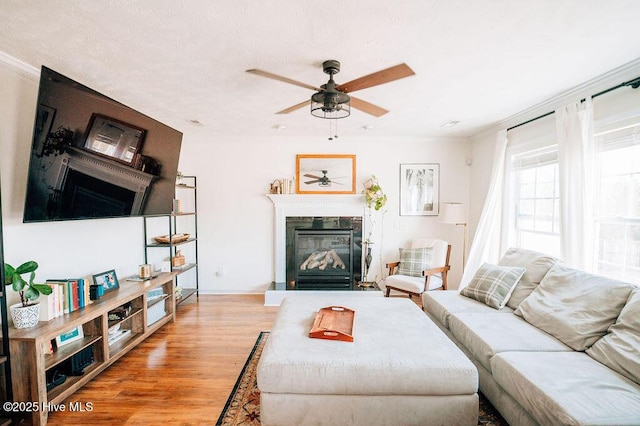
[[10, 302, 41, 329]]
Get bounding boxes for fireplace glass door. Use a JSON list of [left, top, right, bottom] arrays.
[[293, 229, 354, 289]]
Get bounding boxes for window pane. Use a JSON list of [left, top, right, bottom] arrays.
[[594, 136, 640, 283], [512, 148, 560, 254]]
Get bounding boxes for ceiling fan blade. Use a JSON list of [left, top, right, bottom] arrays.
[[304, 174, 322, 179], [350, 96, 389, 117], [277, 100, 309, 114], [246, 69, 323, 91], [337, 63, 415, 93], [305, 179, 321, 184]]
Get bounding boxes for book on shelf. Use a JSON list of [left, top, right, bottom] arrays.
[[40, 278, 90, 321]]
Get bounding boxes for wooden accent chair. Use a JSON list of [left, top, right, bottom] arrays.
[[383, 239, 451, 299]]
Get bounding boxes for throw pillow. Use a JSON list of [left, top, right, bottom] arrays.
[[587, 288, 640, 385], [514, 264, 636, 351], [498, 247, 558, 309], [396, 247, 433, 278], [460, 263, 526, 309]]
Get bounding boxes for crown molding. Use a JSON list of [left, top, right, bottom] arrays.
[[473, 57, 640, 140], [0, 51, 39, 81]]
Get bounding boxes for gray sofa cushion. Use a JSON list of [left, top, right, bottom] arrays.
[[492, 351, 640, 425], [587, 288, 640, 386], [498, 247, 558, 309], [422, 290, 513, 330], [460, 263, 525, 309], [515, 264, 635, 351], [448, 312, 572, 372]]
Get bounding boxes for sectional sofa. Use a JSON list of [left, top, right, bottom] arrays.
[[422, 248, 640, 425]]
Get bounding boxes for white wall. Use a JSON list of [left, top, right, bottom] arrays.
[[0, 58, 472, 302]]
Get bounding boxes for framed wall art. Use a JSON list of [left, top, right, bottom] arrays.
[[399, 163, 440, 216], [92, 269, 120, 293], [296, 154, 356, 194], [55, 325, 84, 347]]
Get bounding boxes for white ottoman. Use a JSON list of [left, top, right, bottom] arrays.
[[257, 295, 479, 426]]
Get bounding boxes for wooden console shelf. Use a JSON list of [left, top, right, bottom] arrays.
[[8, 272, 177, 426]]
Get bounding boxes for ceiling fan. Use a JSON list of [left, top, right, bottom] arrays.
[[246, 60, 415, 118]]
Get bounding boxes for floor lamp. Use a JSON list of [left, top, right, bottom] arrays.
[[440, 202, 468, 272]]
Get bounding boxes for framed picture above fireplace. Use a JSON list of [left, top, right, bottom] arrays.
[[296, 154, 356, 194]]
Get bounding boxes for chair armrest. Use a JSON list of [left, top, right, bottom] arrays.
[[422, 265, 450, 277], [386, 261, 400, 275]]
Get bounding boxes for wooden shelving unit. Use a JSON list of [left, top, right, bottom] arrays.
[[8, 273, 177, 426], [143, 175, 199, 305]]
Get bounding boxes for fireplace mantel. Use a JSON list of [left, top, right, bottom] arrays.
[[267, 194, 366, 284]]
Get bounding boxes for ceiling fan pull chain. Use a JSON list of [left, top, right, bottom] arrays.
[[328, 119, 339, 141]]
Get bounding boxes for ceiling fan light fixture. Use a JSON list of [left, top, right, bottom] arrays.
[[311, 91, 350, 119]]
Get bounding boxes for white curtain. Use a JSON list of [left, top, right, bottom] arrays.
[[460, 130, 508, 289], [556, 99, 595, 271]]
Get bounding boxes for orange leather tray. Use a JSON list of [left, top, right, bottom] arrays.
[[309, 306, 355, 342]]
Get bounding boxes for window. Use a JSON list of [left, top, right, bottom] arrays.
[[510, 146, 561, 257], [594, 122, 640, 283]]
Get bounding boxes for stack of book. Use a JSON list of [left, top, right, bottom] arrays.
[[41, 279, 91, 321]]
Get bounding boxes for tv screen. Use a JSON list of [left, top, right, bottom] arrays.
[[24, 66, 183, 223]]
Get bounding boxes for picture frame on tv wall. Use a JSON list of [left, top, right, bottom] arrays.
[[92, 269, 120, 293], [82, 113, 146, 165]]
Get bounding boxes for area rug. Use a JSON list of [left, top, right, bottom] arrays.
[[216, 331, 508, 425]]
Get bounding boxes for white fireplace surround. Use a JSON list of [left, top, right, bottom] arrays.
[[267, 194, 367, 284]]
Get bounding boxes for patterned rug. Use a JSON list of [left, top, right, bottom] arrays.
[[216, 331, 508, 425]]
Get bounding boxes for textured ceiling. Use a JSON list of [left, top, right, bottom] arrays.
[[1, 0, 640, 142]]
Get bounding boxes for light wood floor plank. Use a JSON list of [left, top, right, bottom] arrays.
[[46, 294, 278, 425]]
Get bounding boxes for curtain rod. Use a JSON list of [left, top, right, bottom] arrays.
[[507, 76, 640, 131]]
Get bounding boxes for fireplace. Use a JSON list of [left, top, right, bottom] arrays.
[[267, 194, 367, 289], [288, 218, 361, 290]]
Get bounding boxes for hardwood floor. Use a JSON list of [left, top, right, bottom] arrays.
[[45, 294, 279, 425]]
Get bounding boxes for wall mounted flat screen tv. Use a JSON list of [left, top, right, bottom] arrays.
[[24, 66, 183, 223]]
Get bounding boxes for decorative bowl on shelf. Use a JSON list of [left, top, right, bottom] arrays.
[[154, 233, 190, 244]]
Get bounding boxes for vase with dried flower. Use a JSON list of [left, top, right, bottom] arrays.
[[360, 175, 387, 286]]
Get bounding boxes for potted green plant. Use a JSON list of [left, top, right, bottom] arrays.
[[4, 261, 53, 328]]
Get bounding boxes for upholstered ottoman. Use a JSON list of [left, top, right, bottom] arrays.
[[257, 295, 479, 425]]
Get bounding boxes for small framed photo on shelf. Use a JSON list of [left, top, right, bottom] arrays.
[[296, 154, 356, 194], [399, 163, 440, 216], [92, 269, 120, 293], [55, 326, 84, 348]]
